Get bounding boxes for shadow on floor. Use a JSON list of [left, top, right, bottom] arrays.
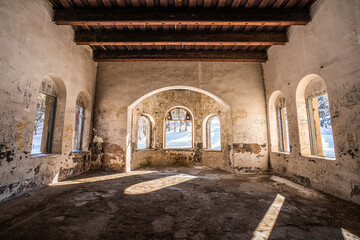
[[0, 167, 359, 240]]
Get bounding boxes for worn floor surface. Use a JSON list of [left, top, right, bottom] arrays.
[[0, 167, 359, 240]]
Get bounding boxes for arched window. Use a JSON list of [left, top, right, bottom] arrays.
[[137, 116, 151, 150], [203, 115, 221, 150], [269, 91, 290, 153], [73, 91, 91, 151], [296, 74, 335, 158], [164, 107, 193, 148], [31, 92, 56, 154], [31, 75, 66, 154]]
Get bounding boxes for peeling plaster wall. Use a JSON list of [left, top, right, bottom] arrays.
[[263, 0, 360, 204], [93, 62, 268, 172], [0, 0, 97, 201], [131, 90, 232, 170]]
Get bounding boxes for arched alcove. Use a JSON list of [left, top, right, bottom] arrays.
[[128, 85, 231, 110], [127, 87, 232, 172]]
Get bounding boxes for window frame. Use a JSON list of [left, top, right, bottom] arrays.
[[73, 105, 85, 151], [306, 93, 335, 158], [31, 91, 57, 154], [276, 106, 290, 153], [137, 115, 152, 150], [204, 115, 222, 151], [163, 106, 194, 149]]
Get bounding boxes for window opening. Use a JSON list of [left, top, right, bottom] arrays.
[[138, 116, 150, 149], [276, 107, 290, 152], [307, 94, 335, 157], [207, 116, 221, 150], [165, 108, 192, 148], [31, 92, 56, 154], [73, 105, 84, 150]]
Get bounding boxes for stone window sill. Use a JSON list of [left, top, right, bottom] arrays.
[[72, 150, 89, 155], [303, 155, 336, 161], [30, 153, 61, 159], [163, 148, 194, 151], [272, 151, 290, 155]]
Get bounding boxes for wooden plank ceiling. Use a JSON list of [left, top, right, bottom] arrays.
[[48, 0, 315, 62]]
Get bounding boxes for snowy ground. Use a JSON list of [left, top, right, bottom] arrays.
[[209, 118, 220, 150], [164, 118, 221, 149], [31, 125, 43, 154], [138, 138, 147, 149], [165, 129, 193, 148], [138, 119, 221, 149], [165, 121, 192, 148], [320, 127, 335, 157]]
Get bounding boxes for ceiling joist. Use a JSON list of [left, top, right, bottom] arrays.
[[75, 31, 288, 46], [51, 0, 315, 62], [54, 8, 310, 26], [93, 50, 268, 62]]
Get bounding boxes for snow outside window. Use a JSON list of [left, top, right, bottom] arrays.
[[165, 108, 192, 148], [307, 94, 335, 158], [31, 92, 56, 154], [276, 107, 290, 152], [207, 116, 221, 150]]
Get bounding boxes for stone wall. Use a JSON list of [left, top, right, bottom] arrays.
[[0, 0, 97, 201], [93, 62, 268, 173], [131, 90, 232, 170], [263, 0, 360, 204]]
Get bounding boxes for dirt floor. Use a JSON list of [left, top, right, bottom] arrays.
[[0, 167, 359, 240]]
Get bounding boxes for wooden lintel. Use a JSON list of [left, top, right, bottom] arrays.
[[54, 8, 310, 26], [75, 31, 287, 46], [93, 50, 268, 62]]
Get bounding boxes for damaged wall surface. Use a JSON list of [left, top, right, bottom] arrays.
[[131, 90, 232, 170], [263, 0, 360, 204], [93, 62, 268, 173], [1, 0, 358, 209], [0, 0, 97, 201]]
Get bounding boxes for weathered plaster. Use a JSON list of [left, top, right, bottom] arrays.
[[263, 0, 360, 204], [1, 0, 358, 208], [0, 0, 97, 201], [130, 90, 232, 171], [93, 62, 268, 172]]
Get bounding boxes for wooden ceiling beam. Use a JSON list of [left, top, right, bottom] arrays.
[[93, 50, 268, 62], [75, 31, 288, 46], [54, 8, 310, 26]]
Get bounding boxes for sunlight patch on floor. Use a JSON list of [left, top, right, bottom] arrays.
[[341, 228, 360, 240], [252, 194, 285, 240], [124, 174, 197, 195]]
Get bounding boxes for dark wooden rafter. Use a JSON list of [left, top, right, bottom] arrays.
[[93, 50, 268, 62], [54, 8, 310, 26], [75, 31, 288, 46], [48, 0, 315, 9], [50, 0, 315, 62]]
